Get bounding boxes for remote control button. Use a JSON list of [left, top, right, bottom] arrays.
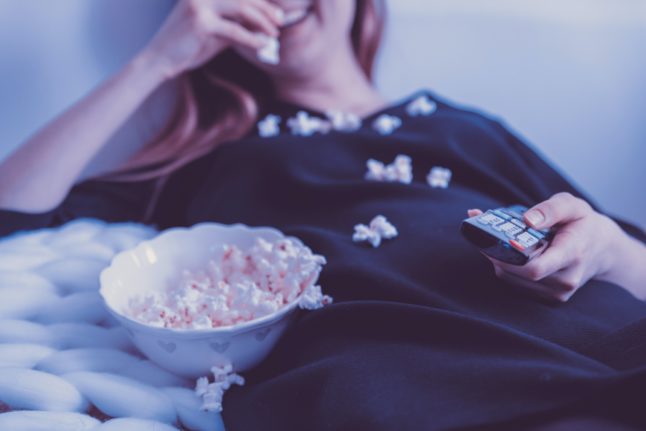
[[502, 208, 524, 219], [509, 239, 525, 251], [477, 213, 505, 226], [504, 225, 523, 238], [511, 218, 527, 229], [492, 210, 511, 220], [527, 228, 545, 240], [494, 222, 519, 235], [516, 231, 539, 248]]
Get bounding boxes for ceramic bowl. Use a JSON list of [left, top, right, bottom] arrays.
[[99, 222, 317, 378]]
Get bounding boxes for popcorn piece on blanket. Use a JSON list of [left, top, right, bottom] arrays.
[[256, 34, 280, 65], [427, 167, 452, 189], [257, 114, 281, 138], [353, 215, 398, 248], [287, 111, 332, 136], [372, 114, 402, 135], [195, 363, 245, 413], [325, 110, 362, 132], [365, 154, 412, 184], [126, 237, 328, 329], [406, 95, 437, 117]]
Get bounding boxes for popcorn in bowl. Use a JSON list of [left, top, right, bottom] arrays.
[[99, 223, 333, 381], [125, 237, 331, 330]]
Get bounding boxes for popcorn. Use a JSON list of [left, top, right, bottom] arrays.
[[195, 363, 245, 413], [257, 114, 281, 138], [372, 114, 402, 135], [365, 154, 412, 184], [126, 237, 330, 329], [299, 284, 333, 310], [352, 224, 380, 248], [325, 110, 362, 132], [195, 376, 210, 397], [257, 35, 280, 65], [406, 95, 437, 117], [287, 111, 332, 136], [370, 215, 398, 239], [427, 167, 452, 189], [353, 215, 398, 248]]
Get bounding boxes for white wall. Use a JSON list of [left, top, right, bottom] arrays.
[[1, 0, 644, 228], [0, 0, 177, 178], [376, 0, 646, 228]]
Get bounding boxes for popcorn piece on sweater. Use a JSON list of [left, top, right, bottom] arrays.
[[365, 155, 412, 184], [325, 110, 362, 132], [256, 35, 280, 65], [372, 114, 402, 135], [406, 95, 437, 117], [427, 167, 452, 189], [353, 215, 398, 248], [126, 237, 328, 329], [352, 223, 382, 248], [287, 111, 332, 136], [195, 363, 245, 413], [370, 215, 398, 240], [257, 114, 281, 138]]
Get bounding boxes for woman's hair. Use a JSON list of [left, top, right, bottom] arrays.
[[97, 0, 386, 183]]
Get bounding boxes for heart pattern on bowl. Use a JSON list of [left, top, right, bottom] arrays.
[[158, 340, 177, 353], [209, 341, 230, 353], [255, 327, 271, 342]]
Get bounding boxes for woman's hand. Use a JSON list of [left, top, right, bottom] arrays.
[[140, 0, 284, 81], [469, 192, 646, 303]]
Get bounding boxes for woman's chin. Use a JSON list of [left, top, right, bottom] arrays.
[[278, 16, 317, 55]]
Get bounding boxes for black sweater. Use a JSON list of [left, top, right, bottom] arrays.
[[2, 90, 646, 430]]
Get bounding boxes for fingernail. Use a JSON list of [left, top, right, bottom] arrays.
[[525, 209, 545, 227]]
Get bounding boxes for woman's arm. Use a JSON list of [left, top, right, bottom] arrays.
[[0, 0, 282, 214], [0, 54, 166, 212]]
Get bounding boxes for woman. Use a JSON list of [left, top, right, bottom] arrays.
[[1, 0, 645, 429]]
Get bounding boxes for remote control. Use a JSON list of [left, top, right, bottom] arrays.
[[460, 205, 553, 265]]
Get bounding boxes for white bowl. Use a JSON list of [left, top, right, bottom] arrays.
[[99, 222, 318, 378]]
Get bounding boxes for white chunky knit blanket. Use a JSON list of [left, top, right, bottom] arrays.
[[0, 219, 226, 431]]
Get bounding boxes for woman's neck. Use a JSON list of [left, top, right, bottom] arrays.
[[271, 48, 387, 118]]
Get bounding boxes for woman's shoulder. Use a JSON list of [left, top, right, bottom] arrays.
[[389, 88, 514, 139], [404, 89, 506, 125]]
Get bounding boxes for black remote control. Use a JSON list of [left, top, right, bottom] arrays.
[[460, 205, 553, 265]]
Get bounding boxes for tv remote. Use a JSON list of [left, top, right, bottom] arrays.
[[460, 205, 553, 265]]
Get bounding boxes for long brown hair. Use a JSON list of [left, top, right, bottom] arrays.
[[97, 0, 386, 183]]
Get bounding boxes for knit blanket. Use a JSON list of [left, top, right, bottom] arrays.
[[0, 219, 225, 431]]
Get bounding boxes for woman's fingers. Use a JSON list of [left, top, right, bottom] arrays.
[[467, 209, 483, 218], [524, 192, 592, 230], [485, 229, 580, 282], [244, 0, 286, 26], [219, 0, 281, 37], [475, 194, 621, 303], [205, 18, 268, 50], [492, 263, 577, 303], [216, 20, 269, 50]]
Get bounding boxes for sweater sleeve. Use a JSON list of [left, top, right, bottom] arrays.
[[492, 119, 646, 244], [0, 177, 161, 239]]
